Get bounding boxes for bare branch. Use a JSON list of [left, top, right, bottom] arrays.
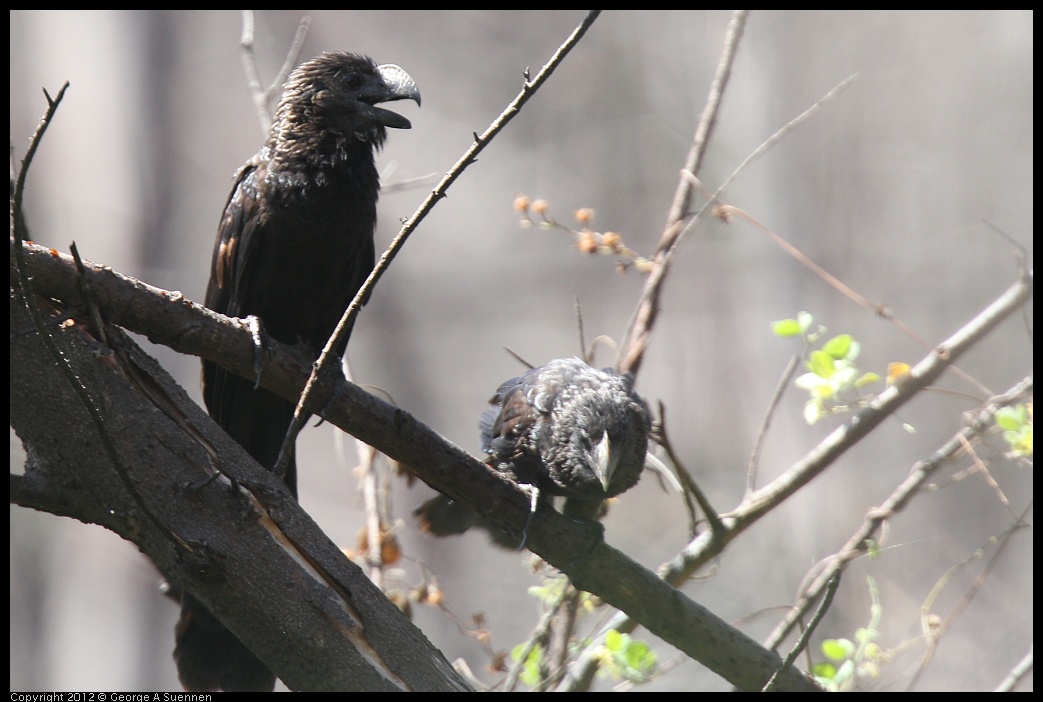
[[746, 355, 801, 495], [618, 67, 858, 376], [994, 644, 1034, 692], [13, 238, 820, 691], [11, 82, 69, 243], [562, 277, 1033, 689], [239, 10, 312, 134], [276, 10, 604, 478], [617, 10, 748, 375], [763, 570, 841, 692]]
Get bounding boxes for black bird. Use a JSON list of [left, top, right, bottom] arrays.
[[416, 358, 652, 546], [175, 52, 419, 692]]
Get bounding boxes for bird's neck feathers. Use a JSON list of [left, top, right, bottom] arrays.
[[261, 126, 382, 206], [267, 127, 382, 174]]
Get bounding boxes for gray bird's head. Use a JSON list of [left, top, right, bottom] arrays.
[[570, 369, 651, 499]]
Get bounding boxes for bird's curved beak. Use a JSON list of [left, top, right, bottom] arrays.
[[593, 433, 617, 494], [364, 63, 421, 130]]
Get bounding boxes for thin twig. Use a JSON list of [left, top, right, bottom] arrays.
[[269, 17, 312, 103], [906, 507, 1031, 690], [617, 9, 748, 376], [993, 644, 1033, 692], [239, 10, 312, 135], [275, 10, 603, 477], [762, 570, 841, 692], [502, 602, 559, 692], [11, 84, 70, 238], [575, 296, 588, 362], [715, 200, 997, 402], [695, 74, 857, 231], [342, 356, 394, 588], [69, 241, 108, 346], [762, 374, 1033, 651], [656, 401, 720, 538], [746, 355, 800, 495], [620, 72, 857, 377]]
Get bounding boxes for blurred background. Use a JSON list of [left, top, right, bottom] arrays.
[[10, 10, 1032, 691]]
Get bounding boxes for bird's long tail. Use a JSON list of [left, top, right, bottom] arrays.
[[174, 368, 296, 691]]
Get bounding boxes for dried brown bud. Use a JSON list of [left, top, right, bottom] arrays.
[[488, 651, 509, 674], [577, 232, 598, 254], [380, 533, 401, 566], [602, 231, 622, 250]]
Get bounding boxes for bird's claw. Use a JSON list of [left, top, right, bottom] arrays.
[[515, 484, 541, 550], [243, 315, 269, 390]]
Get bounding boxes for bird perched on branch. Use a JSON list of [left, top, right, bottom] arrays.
[[416, 357, 652, 547], [175, 52, 419, 692]]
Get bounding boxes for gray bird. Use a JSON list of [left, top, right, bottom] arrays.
[[417, 358, 652, 545]]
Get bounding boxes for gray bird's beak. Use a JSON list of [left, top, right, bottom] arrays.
[[593, 433, 617, 493], [367, 63, 421, 129]]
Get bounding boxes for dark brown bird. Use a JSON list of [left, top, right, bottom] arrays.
[[416, 358, 652, 547], [175, 52, 419, 692]]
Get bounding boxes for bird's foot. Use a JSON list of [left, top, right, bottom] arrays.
[[514, 484, 541, 550], [242, 315, 270, 390]]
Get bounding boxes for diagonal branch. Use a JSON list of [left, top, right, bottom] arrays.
[[561, 271, 1033, 689], [763, 374, 1033, 651], [12, 238, 819, 692], [275, 9, 603, 478]]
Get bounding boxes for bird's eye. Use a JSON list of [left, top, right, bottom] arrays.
[[341, 73, 363, 90]]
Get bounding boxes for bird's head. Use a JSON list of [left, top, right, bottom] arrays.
[[274, 52, 420, 147], [563, 366, 650, 500]]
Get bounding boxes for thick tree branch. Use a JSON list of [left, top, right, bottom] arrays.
[[11, 239, 818, 691], [9, 289, 470, 692]]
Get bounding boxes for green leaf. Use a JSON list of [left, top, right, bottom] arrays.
[[772, 318, 804, 337], [822, 638, 856, 661], [623, 638, 656, 672], [812, 662, 837, 680], [808, 350, 837, 378], [511, 642, 544, 687], [822, 333, 853, 360], [996, 405, 1026, 431], [855, 372, 881, 389]]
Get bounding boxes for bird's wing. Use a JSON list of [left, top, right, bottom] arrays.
[[201, 155, 289, 462], [480, 374, 538, 453], [205, 156, 266, 318]]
